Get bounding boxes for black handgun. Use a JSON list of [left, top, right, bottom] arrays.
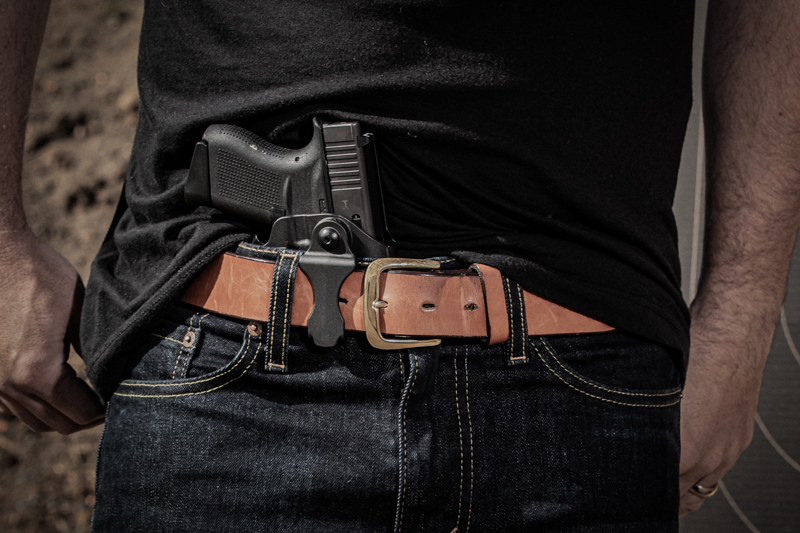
[[184, 118, 394, 347], [184, 118, 391, 249]]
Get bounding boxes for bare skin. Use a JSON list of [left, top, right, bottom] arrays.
[[0, 0, 105, 433], [679, 0, 800, 516]]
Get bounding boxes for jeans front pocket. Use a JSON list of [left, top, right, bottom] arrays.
[[95, 328, 402, 533], [114, 304, 263, 399], [531, 330, 683, 408]]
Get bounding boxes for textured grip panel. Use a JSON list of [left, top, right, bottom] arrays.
[[218, 125, 289, 158], [217, 150, 283, 211]]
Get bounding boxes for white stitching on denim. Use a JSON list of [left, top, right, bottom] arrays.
[[464, 346, 474, 533], [512, 284, 528, 362], [171, 313, 199, 379], [397, 352, 404, 529], [454, 349, 464, 532], [114, 335, 261, 398], [540, 340, 681, 398], [121, 330, 255, 388], [179, 313, 209, 378], [280, 252, 300, 369], [532, 342, 681, 408], [502, 277, 515, 360], [267, 251, 287, 367], [398, 353, 418, 533], [171, 340, 186, 379]]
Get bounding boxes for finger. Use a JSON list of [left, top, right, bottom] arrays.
[[679, 475, 722, 516], [0, 398, 12, 416], [11, 360, 104, 430], [679, 468, 703, 495], [48, 364, 105, 426], [4, 363, 101, 434], [30, 391, 103, 433], [679, 467, 723, 495], [679, 494, 705, 517], [31, 391, 104, 433], [0, 392, 56, 433], [10, 388, 88, 434], [66, 274, 85, 356]]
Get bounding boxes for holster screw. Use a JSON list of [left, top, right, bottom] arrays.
[[317, 227, 340, 250]]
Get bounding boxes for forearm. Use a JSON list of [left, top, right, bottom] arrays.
[[679, 3, 800, 514], [696, 0, 800, 367], [0, 0, 51, 231]]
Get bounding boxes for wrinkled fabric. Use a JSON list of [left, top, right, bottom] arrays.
[[82, 0, 695, 398]]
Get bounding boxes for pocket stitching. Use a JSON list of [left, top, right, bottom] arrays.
[[171, 312, 200, 379], [114, 331, 261, 397], [177, 313, 209, 379], [532, 339, 682, 408], [541, 340, 681, 398]]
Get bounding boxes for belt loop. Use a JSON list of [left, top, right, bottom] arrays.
[[469, 263, 509, 346], [264, 247, 304, 372], [501, 275, 529, 366]]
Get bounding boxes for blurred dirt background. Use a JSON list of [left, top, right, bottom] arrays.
[[1, 1, 143, 531]]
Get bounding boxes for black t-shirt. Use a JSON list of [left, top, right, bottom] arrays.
[[82, 0, 695, 399]]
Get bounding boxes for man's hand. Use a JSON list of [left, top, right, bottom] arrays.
[[678, 311, 765, 515], [679, 0, 800, 515], [0, 1, 103, 433], [0, 228, 105, 433]]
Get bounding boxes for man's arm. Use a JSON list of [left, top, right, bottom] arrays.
[[0, 0, 105, 433], [680, 0, 800, 515]]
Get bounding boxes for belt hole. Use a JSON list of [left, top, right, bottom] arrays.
[[182, 331, 196, 347], [421, 302, 436, 311], [464, 303, 479, 311], [247, 322, 263, 336]]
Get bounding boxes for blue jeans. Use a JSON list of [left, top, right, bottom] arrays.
[[93, 257, 682, 532]]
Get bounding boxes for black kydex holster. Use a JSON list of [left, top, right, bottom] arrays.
[[185, 118, 394, 348]]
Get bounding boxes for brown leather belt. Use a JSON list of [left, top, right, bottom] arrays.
[[181, 252, 613, 348]]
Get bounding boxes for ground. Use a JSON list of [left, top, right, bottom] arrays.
[[0, 1, 143, 531]]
